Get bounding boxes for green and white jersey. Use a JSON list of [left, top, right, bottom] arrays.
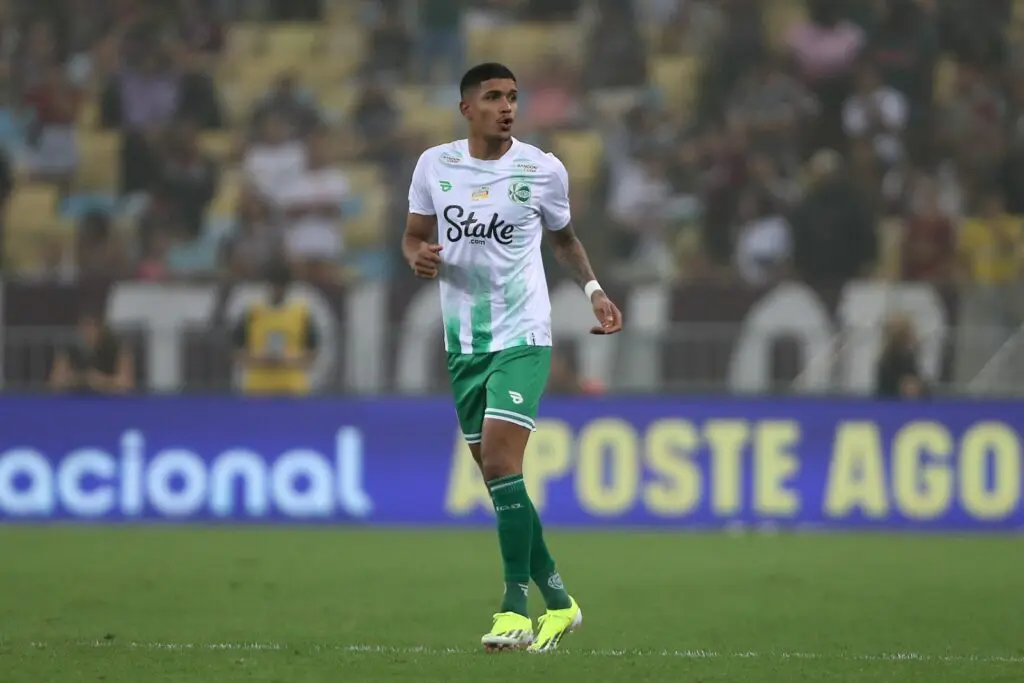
[[407, 137, 572, 354]]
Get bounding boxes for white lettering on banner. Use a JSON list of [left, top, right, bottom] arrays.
[[0, 428, 373, 519], [836, 282, 948, 394], [345, 283, 386, 393], [730, 282, 950, 395], [221, 282, 339, 392], [394, 285, 443, 393], [731, 282, 835, 394], [98, 280, 949, 393], [549, 280, 618, 387], [618, 286, 668, 391], [106, 283, 219, 392]]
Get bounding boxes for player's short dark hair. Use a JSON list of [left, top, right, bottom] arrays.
[[459, 63, 516, 98]]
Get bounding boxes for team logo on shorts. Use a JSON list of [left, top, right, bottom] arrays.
[[508, 181, 532, 205]]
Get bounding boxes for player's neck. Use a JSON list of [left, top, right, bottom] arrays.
[[467, 135, 512, 161]]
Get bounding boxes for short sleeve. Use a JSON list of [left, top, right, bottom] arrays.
[[408, 150, 436, 216], [541, 153, 571, 231]]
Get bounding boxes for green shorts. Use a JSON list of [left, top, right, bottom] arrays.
[[446, 345, 552, 444]]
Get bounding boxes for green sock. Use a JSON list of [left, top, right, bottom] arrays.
[[488, 474, 532, 617], [529, 499, 572, 610]]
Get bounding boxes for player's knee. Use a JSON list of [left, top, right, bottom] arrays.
[[480, 420, 528, 480]]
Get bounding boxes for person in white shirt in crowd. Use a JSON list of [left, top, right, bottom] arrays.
[[276, 125, 349, 283], [842, 61, 909, 168], [733, 189, 792, 287], [242, 110, 307, 208]]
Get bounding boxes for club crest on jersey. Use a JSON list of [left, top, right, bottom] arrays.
[[508, 181, 532, 205], [440, 151, 462, 165], [472, 186, 490, 201]]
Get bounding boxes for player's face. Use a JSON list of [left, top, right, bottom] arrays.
[[462, 78, 517, 141]]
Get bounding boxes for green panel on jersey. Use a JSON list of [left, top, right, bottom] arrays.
[[469, 266, 493, 353], [444, 314, 461, 352], [503, 275, 529, 347]]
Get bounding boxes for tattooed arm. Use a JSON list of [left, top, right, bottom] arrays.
[[546, 224, 623, 335], [545, 222, 597, 289]]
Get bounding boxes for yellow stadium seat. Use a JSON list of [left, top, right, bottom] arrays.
[[75, 132, 120, 192], [651, 55, 701, 113], [320, 87, 360, 119], [878, 217, 905, 281], [76, 100, 99, 130], [468, 23, 582, 72], [264, 23, 323, 65], [322, 26, 366, 64], [224, 22, 266, 67], [4, 184, 61, 270], [341, 163, 382, 196], [346, 183, 387, 249], [210, 169, 241, 219], [406, 106, 456, 145], [551, 131, 604, 188], [934, 57, 958, 106], [199, 131, 238, 162], [765, 0, 806, 51]]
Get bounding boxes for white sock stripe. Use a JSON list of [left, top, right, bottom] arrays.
[[484, 412, 535, 431], [488, 477, 524, 492], [33, 642, 1024, 664]]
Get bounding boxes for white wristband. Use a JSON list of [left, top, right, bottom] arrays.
[[584, 280, 603, 300]]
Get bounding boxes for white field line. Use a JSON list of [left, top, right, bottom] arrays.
[[19, 641, 1024, 664]]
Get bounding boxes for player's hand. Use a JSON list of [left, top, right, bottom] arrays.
[[589, 291, 623, 335], [410, 243, 443, 278]]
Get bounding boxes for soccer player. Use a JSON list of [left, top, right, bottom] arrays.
[[402, 63, 623, 652]]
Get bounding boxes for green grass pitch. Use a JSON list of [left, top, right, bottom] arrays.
[[1, 527, 1022, 682]]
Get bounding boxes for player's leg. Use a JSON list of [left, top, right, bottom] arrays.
[[481, 346, 581, 653], [467, 441, 567, 615], [449, 351, 533, 650]]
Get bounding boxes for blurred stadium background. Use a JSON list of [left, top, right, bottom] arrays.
[[3, 2, 1024, 681], [0, 0, 1022, 396]]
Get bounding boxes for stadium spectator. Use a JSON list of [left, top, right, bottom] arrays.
[[248, 72, 321, 140], [874, 311, 926, 399], [232, 262, 318, 396], [733, 189, 792, 287], [651, 0, 725, 58], [584, 0, 648, 90], [365, 2, 413, 83], [49, 310, 135, 394], [243, 110, 306, 208], [146, 117, 218, 240], [22, 63, 81, 194], [785, 0, 865, 152], [726, 54, 817, 173], [101, 47, 183, 195], [868, 0, 938, 115], [350, 78, 404, 170], [520, 55, 584, 137], [789, 150, 878, 284], [277, 125, 349, 283], [415, 0, 465, 84], [900, 175, 955, 282], [219, 192, 281, 280], [842, 61, 909, 168], [77, 210, 129, 280]]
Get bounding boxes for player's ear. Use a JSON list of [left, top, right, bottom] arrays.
[[458, 99, 471, 119]]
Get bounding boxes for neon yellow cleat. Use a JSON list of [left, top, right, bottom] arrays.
[[481, 612, 534, 652], [527, 596, 582, 653]]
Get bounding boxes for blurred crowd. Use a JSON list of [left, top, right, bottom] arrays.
[[0, 0, 1021, 306]]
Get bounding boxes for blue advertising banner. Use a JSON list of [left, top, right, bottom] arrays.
[[0, 396, 1021, 530]]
